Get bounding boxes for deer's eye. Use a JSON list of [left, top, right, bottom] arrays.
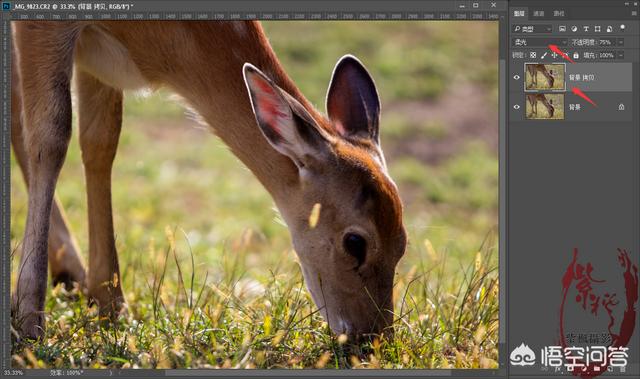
[[343, 232, 367, 266]]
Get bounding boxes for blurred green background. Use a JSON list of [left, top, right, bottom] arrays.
[[11, 21, 500, 369]]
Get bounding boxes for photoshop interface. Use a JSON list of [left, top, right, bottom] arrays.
[[0, 0, 638, 378]]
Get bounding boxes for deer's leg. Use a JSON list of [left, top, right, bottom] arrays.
[[11, 71, 86, 290], [12, 22, 78, 339], [76, 70, 125, 317], [531, 99, 535, 116]]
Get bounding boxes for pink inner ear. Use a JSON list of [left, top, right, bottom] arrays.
[[251, 76, 289, 136], [333, 120, 346, 136]]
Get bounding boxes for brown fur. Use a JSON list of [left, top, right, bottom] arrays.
[[11, 21, 406, 340], [11, 51, 87, 289], [12, 21, 80, 338]]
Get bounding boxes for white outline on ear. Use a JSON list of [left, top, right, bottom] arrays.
[[325, 54, 362, 116], [325, 54, 381, 143], [243, 63, 291, 120], [243, 62, 333, 168], [243, 62, 295, 145]]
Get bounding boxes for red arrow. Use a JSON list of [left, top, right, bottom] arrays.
[[572, 87, 597, 107], [548, 44, 575, 63]]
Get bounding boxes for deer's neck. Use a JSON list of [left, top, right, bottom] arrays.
[[108, 21, 317, 203]]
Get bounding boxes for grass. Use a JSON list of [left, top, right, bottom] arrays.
[[10, 21, 499, 369], [11, 228, 498, 369]]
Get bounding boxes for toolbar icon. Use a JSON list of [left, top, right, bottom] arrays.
[[606, 25, 613, 32], [594, 25, 601, 32], [559, 25, 566, 32]]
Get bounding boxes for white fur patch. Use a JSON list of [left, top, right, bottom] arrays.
[[75, 25, 149, 91]]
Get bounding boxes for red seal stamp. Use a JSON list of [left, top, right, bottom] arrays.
[[559, 248, 638, 378]]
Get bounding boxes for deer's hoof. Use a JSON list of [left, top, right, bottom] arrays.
[[88, 286, 127, 321], [52, 271, 77, 289], [50, 253, 87, 291], [12, 305, 45, 341], [20, 317, 45, 340]]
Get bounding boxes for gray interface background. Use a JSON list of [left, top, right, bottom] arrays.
[[508, 0, 639, 377]]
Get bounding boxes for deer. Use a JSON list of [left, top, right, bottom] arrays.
[[10, 21, 407, 342], [526, 64, 555, 89], [526, 93, 555, 118]]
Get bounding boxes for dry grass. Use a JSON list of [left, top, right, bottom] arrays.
[[10, 21, 499, 369]]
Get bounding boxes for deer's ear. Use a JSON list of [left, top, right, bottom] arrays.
[[243, 63, 330, 168], [326, 55, 381, 144]]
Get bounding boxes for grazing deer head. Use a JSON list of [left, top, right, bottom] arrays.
[[547, 98, 555, 117], [243, 55, 407, 340], [547, 69, 555, 88]]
